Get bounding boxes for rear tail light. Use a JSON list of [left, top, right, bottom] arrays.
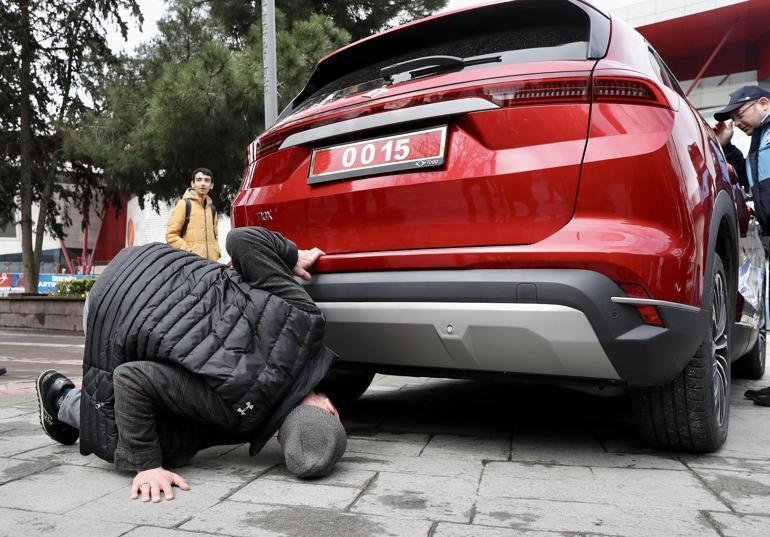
[[593, 76, 669, 107], [429, 73, 669, 110], [618, 282, 664, 327], [483, 77, 590, 106], [252, 138, 283, 161], [479, 75, 669, 109], [241, 135, 286, 190]]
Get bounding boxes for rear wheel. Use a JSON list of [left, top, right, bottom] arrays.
[[632, 253, 731, 453], [734, 274, 766, 380], [315, 367, 375, 405]]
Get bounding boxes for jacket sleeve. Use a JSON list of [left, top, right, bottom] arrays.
[[227, 226, 318, 312], [228, 227, 298, 271], [723, 143, 750, 191], [165, 199, 193, 251]]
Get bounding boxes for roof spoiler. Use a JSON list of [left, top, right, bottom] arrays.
[[277, 0, 611, 123]]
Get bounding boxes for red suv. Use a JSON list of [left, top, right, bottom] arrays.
[[232, 0, 766, 452]]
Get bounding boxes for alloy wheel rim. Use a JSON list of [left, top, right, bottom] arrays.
[[712, 272, 729, 427]]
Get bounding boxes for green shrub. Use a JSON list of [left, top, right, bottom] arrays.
[[53, 278, 96, 297]]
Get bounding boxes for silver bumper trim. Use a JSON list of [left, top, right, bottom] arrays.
[[317, 301, 620, 380], [610, 297, 701, 313], [279, 98, 499, 149]]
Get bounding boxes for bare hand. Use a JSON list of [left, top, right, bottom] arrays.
[[714, 121, 734, 146], [131, 467, 190, 503], [302, 390, 340, 419], [293, 247, 325, 280]]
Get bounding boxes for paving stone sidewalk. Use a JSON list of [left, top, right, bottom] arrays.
[[1, 373, 769, 537]]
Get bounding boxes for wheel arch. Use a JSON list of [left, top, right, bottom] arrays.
[[707, 189, 739, 321]]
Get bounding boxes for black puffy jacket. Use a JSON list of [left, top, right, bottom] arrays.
[[79, 240, 334, 463]]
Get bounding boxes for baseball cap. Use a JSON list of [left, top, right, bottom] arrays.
[[714, 85, 770, 121]]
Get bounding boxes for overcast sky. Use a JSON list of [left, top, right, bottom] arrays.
[[107, 0, 642, 53]]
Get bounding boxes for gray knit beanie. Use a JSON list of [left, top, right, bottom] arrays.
[[279, 405, 347, 479]]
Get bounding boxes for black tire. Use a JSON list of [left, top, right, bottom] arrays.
[[632, 253, 731, 453], [734, 273, 766, 380], [315, 367, 375, 404]]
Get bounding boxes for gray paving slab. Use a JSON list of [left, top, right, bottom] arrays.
[[350, 471, 477, 523], [682, 455, 770, 473], [69, 479, 238, 527], [693, 468, 770, 514], [478, 462, 727, 511], [707, 512, 770, 537], [0, 464, 126, 513], [0, 506, 134, 537], [420, 434, 510, 461], [11, 441, 93, 467], [229, 478, 361, 509], [348, 430, 431, 444], [182, 501, 434, 537], [176, 440, 284, 484], [0, 410, 40, 433], [712, 406, 770, 459], [261, 463, 376, 488], [346, 436, 428, 457], [433, 523, 570, 537], [0, 406, 31, 420], [121, 528, 213, 537], [379, 412, 513, 437], [0, 456, 57, 485], [0, 429, 56, 457], [341, 452, 485, 478], [473, 497, 723, 537], [511, 426, 685, 470], [512, 446, 686, 470]]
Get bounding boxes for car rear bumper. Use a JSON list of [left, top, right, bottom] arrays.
[[303, 269, 705, 386]]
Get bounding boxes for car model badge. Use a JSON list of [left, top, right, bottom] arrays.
[[362, 88, 388, 99], [256, 210, 273, 221]]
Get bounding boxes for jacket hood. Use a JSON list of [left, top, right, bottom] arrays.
[[183, 188, 213, 206]]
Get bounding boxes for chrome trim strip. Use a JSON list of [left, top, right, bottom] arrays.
[[279, 98, 499, 149], [316, 301, 620, 380], [611, 297, 701, 313]]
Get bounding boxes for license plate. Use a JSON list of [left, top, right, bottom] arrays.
[[308, 126, 447, 185]]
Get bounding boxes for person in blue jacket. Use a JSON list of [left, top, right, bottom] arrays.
[[714, 85, 770, 231], [715, 85, 770, 407]]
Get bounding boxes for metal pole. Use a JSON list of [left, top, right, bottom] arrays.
[[262, 0, 278, 127], [59, 239, 75, 274], [685, 24, 736, 97]]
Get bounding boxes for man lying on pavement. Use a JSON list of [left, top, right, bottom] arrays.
[[36, 226, 346, 502]]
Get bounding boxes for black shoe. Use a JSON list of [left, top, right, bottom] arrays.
[[744, 386, 770, 398], [0, 367, 6, 376], [36, 369, 79, 445]]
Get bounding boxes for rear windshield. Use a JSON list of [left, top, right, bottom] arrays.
[[286, 0, 591, 117]]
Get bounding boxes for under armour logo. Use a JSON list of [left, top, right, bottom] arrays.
[[236, 401, 254, 415]]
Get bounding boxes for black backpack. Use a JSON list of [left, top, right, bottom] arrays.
[[180, 198, 216, 238]]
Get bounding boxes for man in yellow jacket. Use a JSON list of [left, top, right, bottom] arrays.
[[166, 167, 222, 261]]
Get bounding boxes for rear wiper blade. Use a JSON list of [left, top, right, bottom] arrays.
[[380, 54, 501, 82]]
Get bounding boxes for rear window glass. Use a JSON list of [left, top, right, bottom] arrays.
[[288, 1, 590, 116]]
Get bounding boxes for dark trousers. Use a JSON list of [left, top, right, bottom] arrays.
[[112, 361, 243, 471], [109, 227, 315, 471]]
